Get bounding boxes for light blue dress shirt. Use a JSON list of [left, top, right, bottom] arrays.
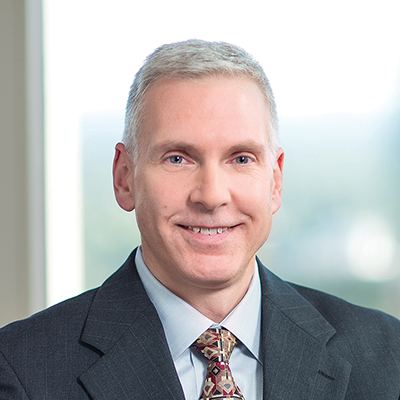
[[135, 247, 263, 400]]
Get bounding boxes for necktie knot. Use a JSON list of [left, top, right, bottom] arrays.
[[193, 328, 244, 399]]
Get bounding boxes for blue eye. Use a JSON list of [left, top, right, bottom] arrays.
[[168, 155, 184, 164], [235, 156, 251, 164]]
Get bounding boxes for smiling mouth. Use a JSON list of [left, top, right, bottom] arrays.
[[184, 226, 231, 235]]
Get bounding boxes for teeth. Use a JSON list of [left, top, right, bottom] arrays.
[[187, 226, 229, 235]]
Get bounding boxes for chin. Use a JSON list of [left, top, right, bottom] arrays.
[[186, 262, 248, 285]]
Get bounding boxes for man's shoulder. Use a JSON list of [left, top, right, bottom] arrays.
[[259, 262, 400, 325], [0, 250, 138, 341], [258, 261, 400, 351], [286, 281, 400, 368], [290, 281, 400, 332], [0, 288, 98, 345]]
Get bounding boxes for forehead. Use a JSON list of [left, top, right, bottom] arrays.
[[141, 76, 269, 134]]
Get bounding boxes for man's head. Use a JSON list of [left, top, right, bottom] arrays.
[[113, 40, 284, 320], [122, 39, 279, 164]]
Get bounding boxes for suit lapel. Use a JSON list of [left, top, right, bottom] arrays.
[[258, 261, 351, 400], [78, 250, 185, 400]]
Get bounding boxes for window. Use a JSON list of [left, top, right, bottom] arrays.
[[44, 0, 400, 317]]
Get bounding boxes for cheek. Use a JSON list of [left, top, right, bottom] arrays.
[[135, 174, 187, 218], [235, 176, 273, 212]]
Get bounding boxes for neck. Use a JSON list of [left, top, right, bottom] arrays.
[[161, 266, 254, 323], [184, 285, 251, 323]]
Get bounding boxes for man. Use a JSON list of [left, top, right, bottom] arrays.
[[1, 40, 400, 399]]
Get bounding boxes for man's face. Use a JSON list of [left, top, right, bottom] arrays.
[[115, 76, 283, 299]]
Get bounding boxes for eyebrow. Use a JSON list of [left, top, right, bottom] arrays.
[[226, 140, 267, 156], [150, 139, 268, 158]]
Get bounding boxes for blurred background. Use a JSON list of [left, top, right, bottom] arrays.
[[1, 0, 399, 327]]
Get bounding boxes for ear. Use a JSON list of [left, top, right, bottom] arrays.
[[112, 142, 135, 211], [271, 148, 284, 215]]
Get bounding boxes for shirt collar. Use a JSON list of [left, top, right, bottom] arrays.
[[135, 247, 262, 363]]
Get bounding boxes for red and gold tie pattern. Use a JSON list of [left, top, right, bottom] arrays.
[[192, 328, 245, 399]]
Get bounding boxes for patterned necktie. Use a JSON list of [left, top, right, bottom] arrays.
[[192, 328, 245, 399]]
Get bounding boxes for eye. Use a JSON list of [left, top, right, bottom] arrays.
[[167, 155, 186, 164], [234, 155, 252, 164]]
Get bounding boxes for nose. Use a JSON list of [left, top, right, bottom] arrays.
[[189, 164, 231, 211]]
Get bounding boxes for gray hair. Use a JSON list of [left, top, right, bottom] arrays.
[[123, 39, 279, 162]]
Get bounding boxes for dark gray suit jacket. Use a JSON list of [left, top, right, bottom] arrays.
[[1, 248, 400, 399]]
